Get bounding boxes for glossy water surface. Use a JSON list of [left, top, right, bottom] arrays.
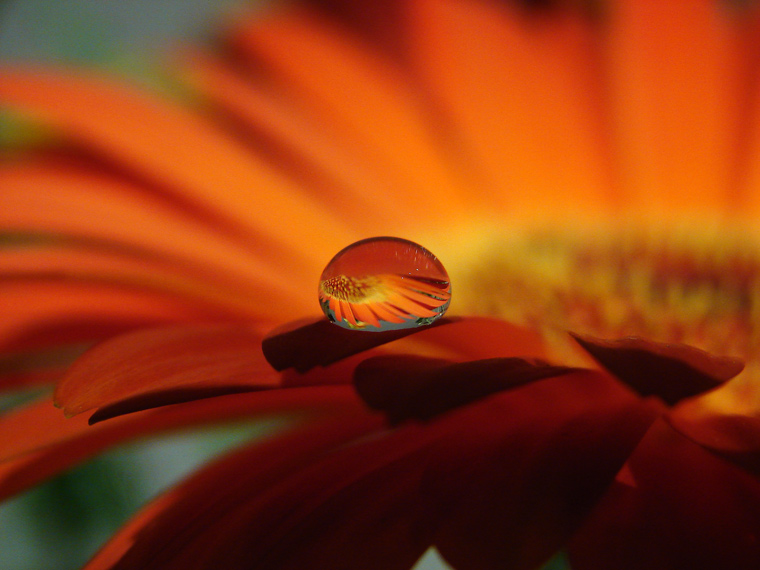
[[318, 237, 451, 331]]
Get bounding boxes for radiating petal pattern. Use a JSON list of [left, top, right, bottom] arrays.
[[2, 1, 760, 569], [0, 158, 307, 309], [603, 0, 742, 216], [229, 5, 472, 221], [407, 0, 613, 217], [0, 69, 351, 279]]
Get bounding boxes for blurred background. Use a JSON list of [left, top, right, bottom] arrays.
[[0, 2, 281, 569], [0, 2, 569, 569]]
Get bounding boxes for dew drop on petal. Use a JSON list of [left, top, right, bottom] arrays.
[[318, 237, 452, 332]]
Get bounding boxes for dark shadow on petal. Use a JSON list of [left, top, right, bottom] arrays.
[[262, 316, 457, 372], [571, 333, 744, 405], [354, 354, 578, 424], [87, 385, 266, 424]]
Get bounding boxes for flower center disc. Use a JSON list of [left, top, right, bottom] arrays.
[[453, 228, 758, 361]]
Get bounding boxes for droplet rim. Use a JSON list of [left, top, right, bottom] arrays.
[[318, 237, 451, 332]]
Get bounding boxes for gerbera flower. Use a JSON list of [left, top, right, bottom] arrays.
[[2, 0, 760, 569]]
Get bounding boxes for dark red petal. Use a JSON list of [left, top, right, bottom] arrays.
[[569, 419, 760, 570], [354, 354, 576, 424], [571, 333, 744, 405], [82, 369, 659, 570], [668, 369, 760, 477], [87, 385, 266, 424], [421, 370, 661, 570], [0, 386, 360, 502], [303, 0, 406, 56], [262, 316, 457, 372], [263, 316, 548, 373], [84, 413, 439, 570]]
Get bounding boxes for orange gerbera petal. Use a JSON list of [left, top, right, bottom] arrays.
[[0, 159, 307, 308], [54, 323, 282, 418], [0, 386, 362, 502], [604, 0, 742, 217], [229, 6, 472, 220], [0, 280, 227, 353], [0, 68, 351, 279], [408, 0, 612, 217], [177, 51, 425, 234], [0, 247, 263, 317], [738, 6, 760, 216]]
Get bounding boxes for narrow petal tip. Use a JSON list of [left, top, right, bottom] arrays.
[[570, 332, 744, 405]]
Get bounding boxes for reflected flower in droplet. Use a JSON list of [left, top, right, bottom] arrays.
[[318, 237, 451, 331]]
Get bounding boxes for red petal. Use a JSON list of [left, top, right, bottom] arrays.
[[262, 316, 457, 372], [668, 368, 760, 477], [55, 324, 279, 418], [82, 414, 440, 570], [0, 344, 82, 391], [569, 419, 760, 570], [571, 333, 743, 405], [421, 370, 660, 570], [81, 369, 659, 570], [354, 355, 576, 424], [263, 316, 547, 373], [0, 386, 360, 502]]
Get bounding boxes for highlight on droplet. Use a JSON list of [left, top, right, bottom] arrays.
[[318, 237, 451, 331]]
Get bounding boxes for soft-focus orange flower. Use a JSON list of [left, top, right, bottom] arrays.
[[2, 0, 760, 568]]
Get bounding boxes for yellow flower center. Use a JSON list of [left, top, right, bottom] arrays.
[[319, 275, 383, 303], [450, 226, 759, 362]]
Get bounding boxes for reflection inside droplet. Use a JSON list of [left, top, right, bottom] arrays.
[[318, 237, 451, 331]]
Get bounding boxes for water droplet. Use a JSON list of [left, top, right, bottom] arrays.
[[319, 237, 451, 331]]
